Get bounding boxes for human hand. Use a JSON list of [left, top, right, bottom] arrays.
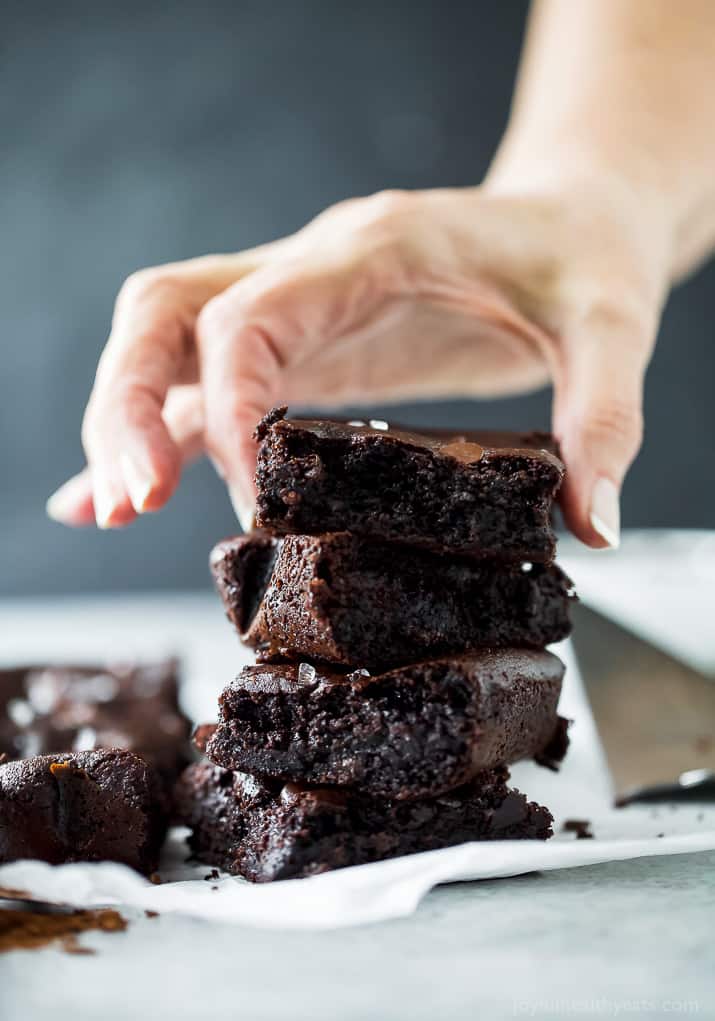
[[46, 180, 669, 547]]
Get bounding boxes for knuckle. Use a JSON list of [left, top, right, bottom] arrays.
[[195, 291, 256, 348], [357, 189, 415, 233], [115, 267, 182, 315], [195, 294, 227, 342], [584, 401, 643, 452], [575, 292, 656, 349], [365, 188, 414, 216]]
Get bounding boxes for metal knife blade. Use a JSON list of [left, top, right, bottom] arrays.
[[570, 602, 715, 804]]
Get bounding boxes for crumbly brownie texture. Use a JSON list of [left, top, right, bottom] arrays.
[[174, 762, 553, 882], [203, 650, 568, 801], [0, 750, 168, 875], [0, 659, 191, 789], [211, 531, 574, 669], [253, 408, 564, 562]]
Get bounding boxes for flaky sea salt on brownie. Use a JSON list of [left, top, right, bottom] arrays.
[[0, 750, 168, 875], [0, 659, 191, 790], [201, 650, 568, 802], [211, 531, 574, 669], [175, 762, 553, 882], [253, 407, 564, 562]]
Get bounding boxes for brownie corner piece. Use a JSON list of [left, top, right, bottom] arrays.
[[0, 749, 168, 875], [174, 762, 553, 882], [253, 409, 564, 560]]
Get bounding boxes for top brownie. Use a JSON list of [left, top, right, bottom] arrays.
[[0, 659, 191, 789], [253, 408, 564, 561]]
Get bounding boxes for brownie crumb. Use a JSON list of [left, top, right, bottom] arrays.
[[204, 868, 220, 881], [149, 873, 162, 885], [253, 405, 288, 441], [562, 819, 594, 839], [0, 906, 127, 954], [144, 910, 159, 919]]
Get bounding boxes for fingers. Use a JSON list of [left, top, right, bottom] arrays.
[[47, 385, 205, 527], [46, 471, 97, 528], [76, 252, 271, 528], [196, 258, 360, 528], [553, 307, 655, 549]]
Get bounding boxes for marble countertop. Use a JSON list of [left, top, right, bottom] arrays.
[[1, 568, 714, 1019]]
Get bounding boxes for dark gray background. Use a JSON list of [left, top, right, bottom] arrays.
[[1, 0, 713, 596]]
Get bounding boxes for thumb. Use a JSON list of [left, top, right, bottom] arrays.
[[554, 313, 653, 549]]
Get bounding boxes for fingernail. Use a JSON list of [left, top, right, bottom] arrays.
[[93, 483, 118, 529], [589, 477, 621, 549], [46, 477, 80, 524], [229, 484, 255, 533], [120, 452, 156, 513]]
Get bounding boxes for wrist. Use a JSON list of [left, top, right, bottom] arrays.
[[484, 132, 677, 284]]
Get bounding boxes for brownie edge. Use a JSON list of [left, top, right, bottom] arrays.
[[0, 750, 168, 875], [253, 407, 564, 561], [204, 650, 568, 801], [174, 763, 554, 882], [210, 531, 574, 668]]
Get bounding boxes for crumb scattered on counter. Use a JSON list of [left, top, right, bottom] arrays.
[[0, 906, 127, 954], [562, 819, 594, 840]]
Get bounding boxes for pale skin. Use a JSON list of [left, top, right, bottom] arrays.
[[47, 0, 715, 547]]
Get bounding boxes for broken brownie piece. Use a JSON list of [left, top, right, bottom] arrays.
[[0, 750, 168, 875], [253, 408, 564, 562], [211, 531, 574, 669], [202, 650, 568, 801], [175, 762, 553, 882], [0, 659, 191, 790]]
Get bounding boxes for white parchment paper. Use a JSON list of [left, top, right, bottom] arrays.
[[1, 533, 714, 930]]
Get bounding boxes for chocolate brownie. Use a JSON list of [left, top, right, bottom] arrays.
[[0, 750, 168, 875], [253, 408, 564, 561], [211, 531, 574, 668], [0, 659, 191, 789], [175, 762, 553, 882], [202, 650, 568, 801]]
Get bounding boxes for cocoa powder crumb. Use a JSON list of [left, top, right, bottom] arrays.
[[0, 906, 127, 954]]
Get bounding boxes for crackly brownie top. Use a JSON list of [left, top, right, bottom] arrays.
[[0, 659, 190, 772], [254, 406, 564, 471], [222, 649, 565, 699]]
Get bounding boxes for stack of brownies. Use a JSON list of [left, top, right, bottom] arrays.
[[176, 408, 575, 882]]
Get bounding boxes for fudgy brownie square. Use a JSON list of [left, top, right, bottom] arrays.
[[253, 408, 564, 562], [201, 650, 568, 802], [175, 762, 554, 882], [0, 750, 168, 875], [211, 531, 574, 669], [0, 659, 192, 790]]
